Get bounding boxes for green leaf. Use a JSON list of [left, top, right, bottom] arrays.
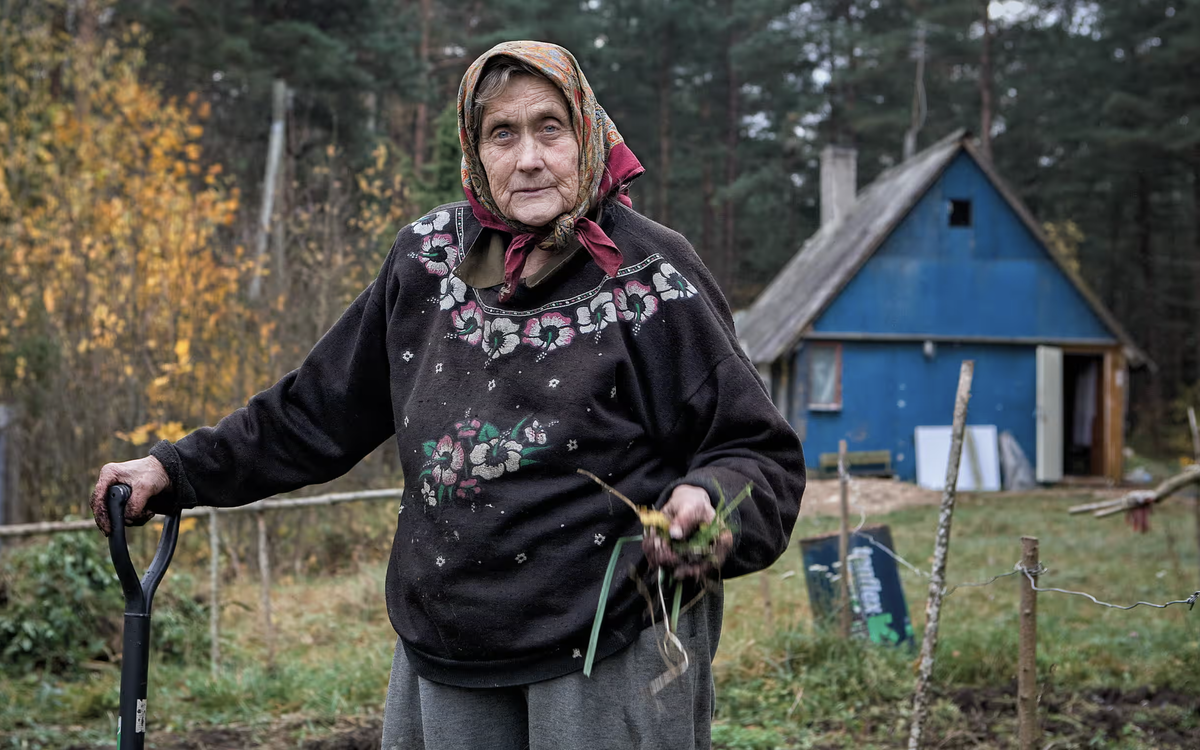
[[510, 416, 530, 438], [422, 440, 437, 457], [584, 534, 643, 677], [479, 423, 500, 442]]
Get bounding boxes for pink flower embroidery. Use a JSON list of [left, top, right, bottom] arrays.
[[455, 478, 481, 499], [418, 233, 459, 276], [452, 302, 484, 346], [614, 280, 659, 330], [522, 312, 576, 359], [431, 435, 465, 486], [454, 417, 482, 439]]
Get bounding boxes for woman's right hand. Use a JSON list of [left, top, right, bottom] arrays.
[[89, 456, 172, 536]]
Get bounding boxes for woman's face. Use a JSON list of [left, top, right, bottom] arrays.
[[478, 74, 579, 228]]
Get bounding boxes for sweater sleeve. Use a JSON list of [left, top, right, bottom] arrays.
[[654, 353, 806, 579], [148, 242, 401, 511]]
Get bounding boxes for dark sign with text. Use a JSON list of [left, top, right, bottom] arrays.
[[800, 524, 913, 647]]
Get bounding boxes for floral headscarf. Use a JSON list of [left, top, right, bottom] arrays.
[[458, 41, 644, 300]]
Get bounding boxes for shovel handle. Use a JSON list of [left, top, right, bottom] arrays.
[[106, 484, 181, 616]]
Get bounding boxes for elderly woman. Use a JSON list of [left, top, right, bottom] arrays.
[[91, 41, 804, 749]]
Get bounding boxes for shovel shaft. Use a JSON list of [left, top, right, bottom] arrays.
[[118, 614, 151, 750], [106, 484, 180, 750]]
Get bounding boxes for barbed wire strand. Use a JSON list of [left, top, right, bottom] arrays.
[[834, 528, 1198, 611], [1019, 566, 1200, 611]]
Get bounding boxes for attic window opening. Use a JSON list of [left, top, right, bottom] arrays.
[[949, 199, 972, 227], [807, 343, 842, 411]]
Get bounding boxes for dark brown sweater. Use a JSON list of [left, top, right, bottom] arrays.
[[151, 200, 805, 687]]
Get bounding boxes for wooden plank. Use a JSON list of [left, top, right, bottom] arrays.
[[1105, 348, 1127, 483], [1035, 346, 1063, 483]]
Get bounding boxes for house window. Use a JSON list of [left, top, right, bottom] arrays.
[[808, 343, 842, 410], [949, 199, 972, 227]]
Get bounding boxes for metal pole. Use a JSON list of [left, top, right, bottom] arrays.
[[838, 439, 852, 638], [1018, 536, 1041, 750]]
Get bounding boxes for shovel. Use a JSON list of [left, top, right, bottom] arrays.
[[106, 483, 181, 750]]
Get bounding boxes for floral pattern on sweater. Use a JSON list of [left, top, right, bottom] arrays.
[[417, 416, 553, 505], [407, 207, 699, 363]]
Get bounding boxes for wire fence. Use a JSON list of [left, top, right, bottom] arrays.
[[819, 475, 1200, 613]]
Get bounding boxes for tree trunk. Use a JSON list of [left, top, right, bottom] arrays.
[[413, 0, 433, 174], [721, 0, 739, 295], [1136, 174, 1162, 446], [978, 0, 994, 161], [657, 16, 672, 226], [700, 98, 717, 273]]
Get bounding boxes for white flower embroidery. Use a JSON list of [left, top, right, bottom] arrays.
[[469, 437, 524, 480], [610, 386, 617, 398], [523, 420, 550, 445], [438, 275, 467, 310], [435, 555, 446, 567], [576, 291, 617, 339], [482, 317, 520, 362], [421, 479, 437, 506], [567, 439, 578, 451], [652, 262, 698, 301], [412, 210, 451, 236], [548, 378, 560, 388], [572, 649, 582, 659], [397, 504, 405, 515], [435, 362, 444, 374], [402, 350, 414, 362], [488, 379, 497, 391], [594, 533, 606, 546], [516, 552, 527, 564], [403, 416, 409, 428]]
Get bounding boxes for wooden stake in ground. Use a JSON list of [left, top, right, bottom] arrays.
[[838, 439, 852, 638], [1189, 407, 1200, 586], [257, 508, 276, 669], [209, 507, 220, 679], [907, 360, 974, 750], [1018, 536, 1041, 750]]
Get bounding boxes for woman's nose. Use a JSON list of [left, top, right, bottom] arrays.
[[515, 138, 545, 172]]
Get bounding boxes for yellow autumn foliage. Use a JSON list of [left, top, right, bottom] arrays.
[[0, 2, 275, 514]]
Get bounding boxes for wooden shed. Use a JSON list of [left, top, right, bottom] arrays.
[[737, 130, 1147, 484]]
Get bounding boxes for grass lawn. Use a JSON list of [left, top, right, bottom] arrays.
[[2, 490, 1199, 748]]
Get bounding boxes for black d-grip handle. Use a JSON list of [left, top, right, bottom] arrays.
[[106, 484, 180, 616], [106, 483, 180, 750]]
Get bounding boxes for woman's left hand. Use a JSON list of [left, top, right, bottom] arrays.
[[642, 484, 733, 580]]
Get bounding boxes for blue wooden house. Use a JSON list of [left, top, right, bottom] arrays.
[[737, 131, 1146, 484]]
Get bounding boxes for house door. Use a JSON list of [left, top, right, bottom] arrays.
[[1035, 346, 1063, 483], [1062, 353, 1105, 476]]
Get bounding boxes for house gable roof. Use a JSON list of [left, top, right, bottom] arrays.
[[737, 130, 1147, 367]]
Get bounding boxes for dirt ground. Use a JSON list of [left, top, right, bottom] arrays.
[[65, 686, 1200, 749], [799, 476, 1129, 519]]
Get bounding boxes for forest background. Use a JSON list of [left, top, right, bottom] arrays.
[[1, 0, 1197, 522]]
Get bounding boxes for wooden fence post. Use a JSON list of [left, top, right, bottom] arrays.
[[908, 360, 974, 750], [838, 439, 852, 638], [256, 506, 276, 668], [1018, 536, 1041, 750], [209, 507, 220, 678], [1189, 407, 1200, 586]]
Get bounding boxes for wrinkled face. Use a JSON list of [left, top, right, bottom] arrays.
[[478, 75, 580, 228]]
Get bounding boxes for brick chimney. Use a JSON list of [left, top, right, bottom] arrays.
[[820, 145, 858, 227]]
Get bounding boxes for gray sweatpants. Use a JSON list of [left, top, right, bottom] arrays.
[[380, 587, 723, 750]]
